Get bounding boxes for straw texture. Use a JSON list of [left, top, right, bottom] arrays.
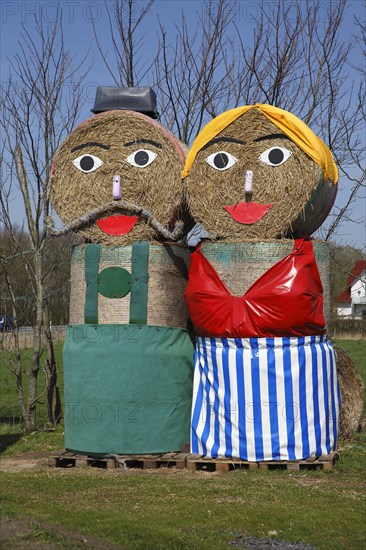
[[69, 243, 190, 328], [334, 345, 364, 440], [186, 108, 324, 241], [51, 110, 189, 245]]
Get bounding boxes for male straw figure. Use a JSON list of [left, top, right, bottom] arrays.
[[49, 107, 194, 455]]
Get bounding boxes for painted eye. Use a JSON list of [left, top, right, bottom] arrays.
[[205, 151, 238, 171], [258, 147, 292, 166], [72, 154, 103, 173], [125, 149, 157, 168]]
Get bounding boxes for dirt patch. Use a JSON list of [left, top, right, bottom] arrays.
[[0, 452, 49, 472], [0, 517, 125, 549], [0, 450, 226, 476]]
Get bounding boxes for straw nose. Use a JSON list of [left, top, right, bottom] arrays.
[[113, 175, 121, 200], [245, 170, 253, 203]]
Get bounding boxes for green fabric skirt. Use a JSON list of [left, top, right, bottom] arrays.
[[63, 324, 194, 455]]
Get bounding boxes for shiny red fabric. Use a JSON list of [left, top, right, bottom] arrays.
[[184, 239, 326, 338]]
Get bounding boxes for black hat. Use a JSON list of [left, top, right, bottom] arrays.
[[91, 86, 158, 118]]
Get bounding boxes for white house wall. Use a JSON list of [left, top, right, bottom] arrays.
[[337, 305, 352, 318], [350, 270, 366, 299]]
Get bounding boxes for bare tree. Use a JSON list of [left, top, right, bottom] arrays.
[[154, 0, 237, 143], [92, 0, 238, 144], [92, 0, 155, 87], [187, 0, 364, 243], [93, 0, 364, 309], [0, 10, 88, 432], [322, 10, 365, 242], [98, 0, 364, 219]]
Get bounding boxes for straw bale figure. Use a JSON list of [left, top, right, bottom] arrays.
[[184, 105, 363, 444], [49, 106, 195, 456], [183, 104, 345, 462]]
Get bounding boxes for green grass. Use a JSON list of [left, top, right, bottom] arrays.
[[0, 339, 365, 549], [0, 442, 365, 550], [0, 341, 65, 429], [0, 424, 65, 455]]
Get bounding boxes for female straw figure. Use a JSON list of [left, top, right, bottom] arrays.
[[183, 104, 341, 462]]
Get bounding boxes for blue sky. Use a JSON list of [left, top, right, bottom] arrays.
[[1, 0, 365, 250], [1, 0, 214, 122]]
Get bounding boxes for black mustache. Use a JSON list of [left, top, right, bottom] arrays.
[[45, 200, 184, 241]]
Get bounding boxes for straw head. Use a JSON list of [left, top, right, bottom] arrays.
[[50, 110, 189, 244], [185, 108, 336, 241]]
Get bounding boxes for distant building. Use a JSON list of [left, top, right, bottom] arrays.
[[336, 260, 366, 319]]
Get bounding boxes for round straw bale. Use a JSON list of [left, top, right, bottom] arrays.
[[185, 108, 336, 241], [50, 110, 189, 245], [334, 344, 364, 440], [69, 242, 191, 328]]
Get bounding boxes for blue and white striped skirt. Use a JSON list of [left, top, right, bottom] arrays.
[[191, 336, 340, 461]]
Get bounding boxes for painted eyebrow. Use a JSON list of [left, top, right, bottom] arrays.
[[253, 133, 291, 142], [124, 139, 162, 149], [71, 142, 110, 153], [201, 137, 246, 151]]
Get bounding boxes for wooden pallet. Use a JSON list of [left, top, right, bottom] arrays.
[[48, 450, 190, 470], [48, 450, 338, 471], [185, 453, 339, 472]]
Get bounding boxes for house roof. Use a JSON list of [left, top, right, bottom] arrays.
[[346, 260, 366, 285], [336, 290, 351, 303], [336, 260, 366, 303]]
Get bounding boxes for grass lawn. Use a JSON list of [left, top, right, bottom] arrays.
[[0, 339, 365, 549], [0, 341, 65, 430]]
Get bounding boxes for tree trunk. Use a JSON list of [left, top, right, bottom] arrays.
[[43, 306, 62, 426], [24, 249, 43, 433], [13, 327, 27, 424]]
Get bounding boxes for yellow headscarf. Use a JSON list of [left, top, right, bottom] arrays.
[[182, 104, 338, 184]]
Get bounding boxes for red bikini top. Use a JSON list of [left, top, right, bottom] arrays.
[[184, 239, 326, 338]]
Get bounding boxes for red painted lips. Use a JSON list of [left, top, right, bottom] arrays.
[[224, 202, 273, 224], [96, 214, 140, 236]]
